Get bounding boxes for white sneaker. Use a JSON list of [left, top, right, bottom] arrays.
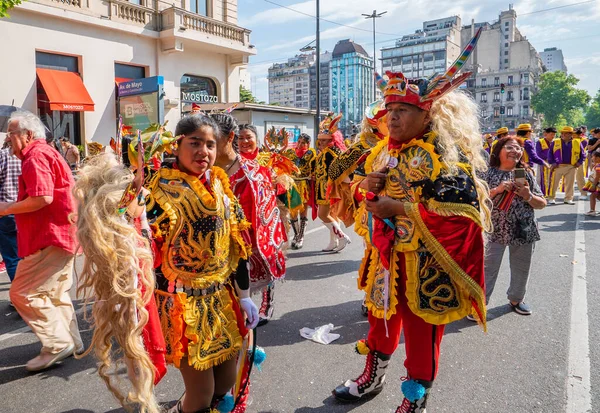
[[548, 199, 556, 205], [322, 239, 338, 252], [333, 236, 352, 252], [26, 344, 74, 372]]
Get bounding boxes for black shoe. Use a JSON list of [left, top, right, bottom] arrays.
[[510, 301, 532, 315], [257, 317, 269, 327]]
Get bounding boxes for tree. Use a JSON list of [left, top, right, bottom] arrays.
[[531, 71, 590, 127], [239, 85, 265, 104], [585, 91, 600, 127], [0, 0, 23, 17]]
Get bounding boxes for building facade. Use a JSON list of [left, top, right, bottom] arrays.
[[330, 39, 373, 136], [0, 0, 255, 145], [461, 6, 545, 131], [267, 53, 314, 109], [539, 47, 568, 73], [381, 16, 462, 79], [309, 51, 331, 112]]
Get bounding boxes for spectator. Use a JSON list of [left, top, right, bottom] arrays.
[[61, 137, 80, 170], [483, 137, 547, 316], [0, 111, 83, 371], [587, 128, 600, 172], [0, 141, 22, 287], [547, 126, 585, 205], [582, 150, 600, 216]]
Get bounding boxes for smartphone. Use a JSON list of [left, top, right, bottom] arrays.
[[514, 168, 526, 185]]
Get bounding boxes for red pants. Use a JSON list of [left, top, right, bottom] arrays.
[[366, 282, 445, 382]]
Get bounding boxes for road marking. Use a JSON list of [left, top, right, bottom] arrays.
[[304, 225, 326, 236], [566, 201, 591, 413]]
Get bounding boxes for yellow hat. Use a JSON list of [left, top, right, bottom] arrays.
[[560, 126, 574, 134], [516, 123, 532, 132], [496, 127, 509, 135]]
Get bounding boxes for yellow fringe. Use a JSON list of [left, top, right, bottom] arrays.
[[425, 199, 483, 228]]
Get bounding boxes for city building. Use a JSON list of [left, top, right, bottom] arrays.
[[380, 16, 463, 79], [267, 53, 314, 109], [539, 47, 568, 73], [461, 6, 545, 131], [0, 0, 255, 145], [330, 39, 373, 135], [309, 51, 332, 112]]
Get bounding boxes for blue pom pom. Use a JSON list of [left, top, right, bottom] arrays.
[[217, 393, 235, 413], [253, 346, 267, 371], [401, 379, 426, 402]]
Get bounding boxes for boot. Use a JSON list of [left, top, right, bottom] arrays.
[[295, 217, 308, 249], [331, 221, 352, 252], [258, 284, 275, 326], [395, 378, 432, 413], [361, 296, 368, 317], [322, 222, 338, 252], [332, 350, 391, 402], [162, 400, 215, 413], [290, 219, 299, 249]]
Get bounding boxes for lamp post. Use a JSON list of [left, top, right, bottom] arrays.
[[315, 0, 321, 141], [362, 10, 387, 101]]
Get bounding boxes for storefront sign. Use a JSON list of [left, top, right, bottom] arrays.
[[118, 76, 164, 97], [181, 91, 219, 103], [119, 92, 160, 132]]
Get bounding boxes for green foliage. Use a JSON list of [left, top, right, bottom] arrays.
[[585, 92, 600, 128], [0, 0, 23, 17], [531, 71, 590, 127], [239, 85, 265, 104]]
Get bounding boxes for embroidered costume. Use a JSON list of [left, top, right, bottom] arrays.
[[333, 29, 487, 413], [146, 166, 251, 371]]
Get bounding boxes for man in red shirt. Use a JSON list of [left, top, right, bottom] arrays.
[[1, 111, 83, 372]]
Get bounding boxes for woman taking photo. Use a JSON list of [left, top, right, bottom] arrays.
[[482, 136, 546, 317]]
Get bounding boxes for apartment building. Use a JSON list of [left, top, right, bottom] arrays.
[[267, 53, 314, 109], [540, 47, 568, 73], [0, 0, 256, 145]]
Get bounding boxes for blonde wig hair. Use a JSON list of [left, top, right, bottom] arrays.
[[73, 153, 159, 413], [429, 90, 492, 232]]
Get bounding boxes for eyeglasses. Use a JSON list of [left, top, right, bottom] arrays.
[[503, 145, 523, 152], [5, 130, 24, 139]]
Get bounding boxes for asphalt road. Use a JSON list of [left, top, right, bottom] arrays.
[[0, 194, 598, 413]]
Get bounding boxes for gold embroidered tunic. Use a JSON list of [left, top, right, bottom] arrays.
[[315, 146, 341, 205]]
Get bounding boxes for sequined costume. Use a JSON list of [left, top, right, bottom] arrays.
[[315, 145, 342, 205], [146, 166, 251, 371], [282, 147, 317, 208], [229, 155, 286, 294]]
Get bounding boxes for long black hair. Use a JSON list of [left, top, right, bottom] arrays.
[[175, 113, 220, 138], [210, 113, 239, 152]]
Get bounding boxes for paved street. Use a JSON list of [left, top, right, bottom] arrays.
[[0, 195, 598, 413]]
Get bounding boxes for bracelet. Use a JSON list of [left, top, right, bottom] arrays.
[[526, 194, 533, 202]]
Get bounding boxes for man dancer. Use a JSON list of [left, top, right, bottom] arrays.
[[333, 31, 490, 412], [547, 126, 585, 205], [536, 127, 557, 198]]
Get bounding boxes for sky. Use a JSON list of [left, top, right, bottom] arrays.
[[238, 0, 600, 104]]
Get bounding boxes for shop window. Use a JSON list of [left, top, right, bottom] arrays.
[[35, 51, 83, 146], [115, 63, 146, 80], [180, 74, 219, 113], [190, 0, 207, 15]]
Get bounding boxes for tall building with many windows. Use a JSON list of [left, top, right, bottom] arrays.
[[330, 39, 373, 135], [0, 0, 255, 145], [309, 51, 332, 112], [461, 6, 545, 131], [268, 53, 314, 108], [380, 16, 462, 79], [539, 47, 568, 73]]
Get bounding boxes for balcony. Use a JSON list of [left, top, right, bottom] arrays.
[[110, 0, 158, 30]]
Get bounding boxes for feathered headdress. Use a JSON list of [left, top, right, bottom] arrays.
[[127, 122, 177, 169], [376, 28, 482, 113], [263, 126, 289, 153], [319, 113, 342, 136]]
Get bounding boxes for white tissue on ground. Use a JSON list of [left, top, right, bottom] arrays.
[[299, 323, 340, 345]]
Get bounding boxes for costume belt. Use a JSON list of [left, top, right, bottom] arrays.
[[175, 282, 225, 297]]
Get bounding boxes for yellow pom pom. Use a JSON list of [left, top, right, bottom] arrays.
[[355, 339, 370, 355]]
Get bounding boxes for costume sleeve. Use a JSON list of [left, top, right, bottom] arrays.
[[547, 141, 557, 165], [578, 142, 586, 165], [525, 140, 545, 165], [535, 141, 544, 159]]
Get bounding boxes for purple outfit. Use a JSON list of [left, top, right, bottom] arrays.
[[547, 139, 585, 166], [523, 139, 546, 166]]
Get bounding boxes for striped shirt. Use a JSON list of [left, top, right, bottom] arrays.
[[0, 148, 21, 203]]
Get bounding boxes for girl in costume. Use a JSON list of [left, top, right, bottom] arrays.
[[147, 114, 259, 413], [282, 133, 317, 249], [583, 150, 600, 216], [212, 116, 286, 327], [315, 113, 351, 252]]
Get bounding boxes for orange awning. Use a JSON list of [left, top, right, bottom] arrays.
[[115, 77, 132, 85], [36, 68, 95, 112]]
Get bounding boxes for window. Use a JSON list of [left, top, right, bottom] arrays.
[[36, 51, 78, 72], [115, 63, 145, 80], [507, 90, 514, 101], [494, 107, 500, 117], [494, 77, 500, 86], [481, 78, 487, 86], [180, 74, 219, 109], [482, 108, 488, 117], [129, 0, 141, 4], [494, 92, 500, 102], [523, 105, 529, 116], [504, 51, 509, 55], [504, 59, 509, 63], [505, 22, 509, 27], [523, 73, 530, 84], [480, 93, 487, 102], [505, 35, 509, 40], [523, 87, 530, 100], [507, 107, 513, 116], [508, 75, 513, 85], [505, 43, 509, 47], [189, 0, 207, 15]]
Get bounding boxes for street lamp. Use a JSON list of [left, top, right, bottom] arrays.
[[362, 9, 387, 101]]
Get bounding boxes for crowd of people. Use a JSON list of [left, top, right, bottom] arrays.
[[0, 30, 597, 413]]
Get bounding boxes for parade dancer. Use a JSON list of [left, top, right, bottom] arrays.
[[536, 127, 557, 197], [283, 133, 317, 249], [327, 100, 387, 227], [145, 114, 258, 413], [575, 127, 589, 199], [333, 30, 490, 413], [213, 116, 286, 328], [547, 126, 585, 205], [315, 113, 351, 252]]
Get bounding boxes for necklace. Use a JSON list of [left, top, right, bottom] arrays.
[[224, 156, 238, 174]]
